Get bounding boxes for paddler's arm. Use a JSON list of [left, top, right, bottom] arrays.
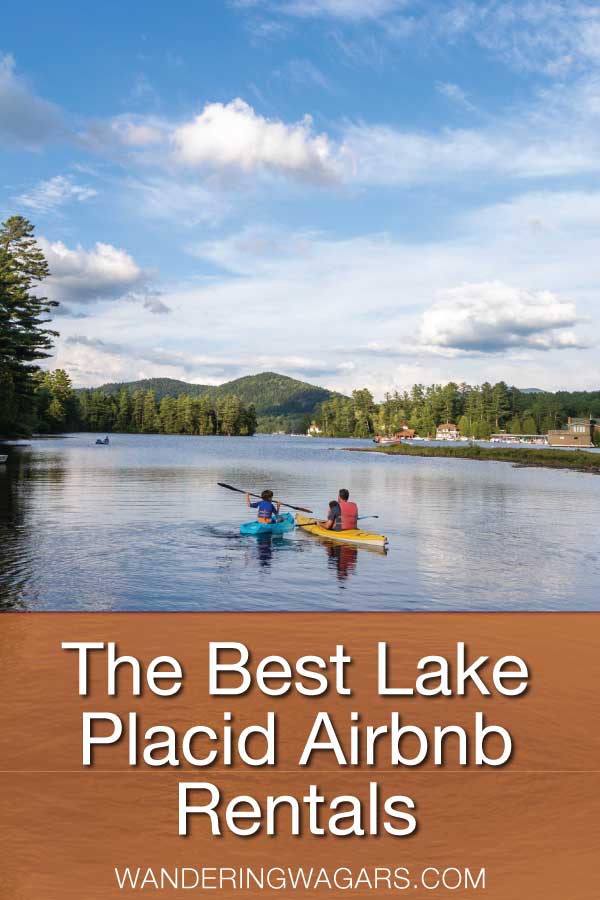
[[245, 493, 252, 507]]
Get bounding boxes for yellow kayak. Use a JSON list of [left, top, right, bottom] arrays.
[[295, 514, 388, 549]]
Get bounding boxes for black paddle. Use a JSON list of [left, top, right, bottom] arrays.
[[217, 482, 313, 514]]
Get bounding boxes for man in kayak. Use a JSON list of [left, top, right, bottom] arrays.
[[246, 489, 282, 523], [321, 489, 359, 531]]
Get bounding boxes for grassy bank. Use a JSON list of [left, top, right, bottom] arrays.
[[347, 442, 600, 474]]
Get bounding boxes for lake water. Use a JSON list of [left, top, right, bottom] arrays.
[[0, 433, 599, 611]]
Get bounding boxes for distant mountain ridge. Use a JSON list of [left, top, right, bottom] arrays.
[[81, 371, 346, 430]]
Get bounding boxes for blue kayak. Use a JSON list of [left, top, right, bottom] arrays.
[[240, 512, 295, 536]]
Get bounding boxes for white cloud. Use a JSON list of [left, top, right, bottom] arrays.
[[162, 214, 599, 392], [188, 225, 320, 274], [39, 238, 148, 305], [343, 74, 600, 185], [0, 53, 65, 148], [420, 282, 584, 355], [460, 1, 600, 76], [77, 72, 600, 195], [82, 114, 170, 158], [435, 81, 478, 113], [464, 189, 600, 235], [277, 0, 404, 20], [108, 114, 167, 147], [125, 174, 228, 226], [42, 206, 600, 393], [16, 175, 97, 213], [51, 331, 352, 387], [237, 1, 600, 76], [172, 98, 338, 181], [280, 58, 332, 90], [52, 337, 200, 386], [344, 123, 503, 185]]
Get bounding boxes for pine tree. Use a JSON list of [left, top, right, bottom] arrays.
[[159, 396, 178, 433], [0, 217, 58, 435], [131, 390, 145, 432], [47, 395, 66, 430], [116, 387, 132, 432], [219, 395, 241, 436], [241, 403, 257, 436], [0, 216, 50, 281], [441, 382, 459, 423], [457, 414, 472, 439], [352, 388, 375, 437], [142, 390, 158, 433], [491, 381, 511, 430], [197, 395, 215, 434], [176, 395, 195, 434]]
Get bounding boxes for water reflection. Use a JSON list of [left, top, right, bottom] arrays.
[[251, 534, 293, 569], [325, 542, 358, 583], [0, 433, 599, 611], [243, 531, 361, 583], [0, 450, 50, 609]]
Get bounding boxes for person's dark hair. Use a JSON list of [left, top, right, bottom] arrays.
[[339, 489, 349, 501], [261, 489, 274, 501], [328, 500, 338, 509]]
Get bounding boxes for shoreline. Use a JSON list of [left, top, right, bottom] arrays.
[[345, 442, 600, 475]]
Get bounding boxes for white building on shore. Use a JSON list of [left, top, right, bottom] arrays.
[[436, 422, 460, 441]]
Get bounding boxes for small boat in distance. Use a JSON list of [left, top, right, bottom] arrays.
[[95, 437, 110, 445], [373, 426, 416, 446], [373, 436, 404, 446]]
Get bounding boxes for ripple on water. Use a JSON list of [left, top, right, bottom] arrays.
[[0, 433, 599, 610]]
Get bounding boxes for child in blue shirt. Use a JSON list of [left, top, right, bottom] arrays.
[[246, 489, 281, 523]]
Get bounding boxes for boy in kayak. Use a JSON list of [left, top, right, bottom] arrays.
[[246, 490, 282, 523], [321, 489, 358, 531]]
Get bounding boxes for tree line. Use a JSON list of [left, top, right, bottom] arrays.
[[32, 374, 600, 442], [316, 382, 600, 441], [36, 372, 257, 436]]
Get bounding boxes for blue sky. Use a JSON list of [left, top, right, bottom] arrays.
[[2, 0, 600, 393]]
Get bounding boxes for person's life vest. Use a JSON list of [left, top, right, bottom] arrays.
[[257, 500, 276, 523], [338, 499, 358, 530]]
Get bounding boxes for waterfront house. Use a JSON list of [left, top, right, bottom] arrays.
[[547, 417, 596, 448], [307, 422, 322, 436], [436, 423, 460, 441], [397, 424, 416, 436], [373, 428, 416, 444]]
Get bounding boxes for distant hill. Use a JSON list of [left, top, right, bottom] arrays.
[[88, 377, 212, 402], [520, 388, 545, 394], [81, 371, 346, 432]]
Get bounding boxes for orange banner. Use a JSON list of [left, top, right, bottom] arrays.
[[0, 613, 599, 898]]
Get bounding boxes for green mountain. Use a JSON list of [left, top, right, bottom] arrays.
[[83, 371, 345, 432]]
